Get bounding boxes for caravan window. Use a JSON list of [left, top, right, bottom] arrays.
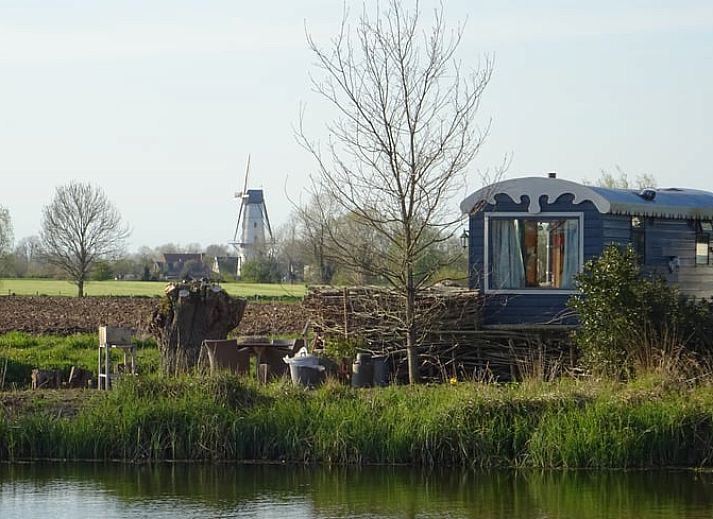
[[696, 222, 711, 265], [631, 217, 645, 262], [488, 214, 582, 291]]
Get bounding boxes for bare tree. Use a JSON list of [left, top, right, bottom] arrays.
[[291, 191, 340, 284], [299, 1, 492, 383], [205, 243, 231, 258], [274, 221, 303, 283], [40, 181, 130, 297], [11, 235, 42, 277], [591, 165, 657, 189]]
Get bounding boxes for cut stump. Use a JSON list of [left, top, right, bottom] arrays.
[[149, 281, 247, 375]]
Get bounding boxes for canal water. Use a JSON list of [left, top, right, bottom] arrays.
[[1, 463, 713, 518]]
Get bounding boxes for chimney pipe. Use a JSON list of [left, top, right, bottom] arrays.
[[548, 172, 557, 179]]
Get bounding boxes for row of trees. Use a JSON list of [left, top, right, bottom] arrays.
[[272, 195, 467, 286], [0, 225, 237, 284], [0, 165, 649, 291], [0, 189, 467, 288]]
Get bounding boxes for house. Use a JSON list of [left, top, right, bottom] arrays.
[[460, 174, 713, 326], [155, 253, 207, 280], [211, 256, 239, 279]]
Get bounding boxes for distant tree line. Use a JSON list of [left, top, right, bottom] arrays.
[[0, 190, 467, 289], [0, 165, 657, 295], [1, 237, 237, 283]]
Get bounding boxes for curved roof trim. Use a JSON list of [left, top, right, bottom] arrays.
[[460, 177, 611, 215], [589, 186, 713, 220]]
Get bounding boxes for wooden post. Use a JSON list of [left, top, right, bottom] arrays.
[[258, 363, 269, 384], [0, 358, 7, 390], [342, 287, 349, 338]]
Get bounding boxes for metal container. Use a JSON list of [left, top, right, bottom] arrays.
[[286, 355, 325, 388], [372, 355, 389, 387], [351, 352, 373, 388]]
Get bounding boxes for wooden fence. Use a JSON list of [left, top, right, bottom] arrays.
[[304, 286, 576, 381]]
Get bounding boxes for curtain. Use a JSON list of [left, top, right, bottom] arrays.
[[561, 219, 580, 289], [492, 219, 525, 289]]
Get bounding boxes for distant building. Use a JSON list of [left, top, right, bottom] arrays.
[[211, 256, 239, 279], [154, 253, 208, 280], [231, 156, 275, 278], [232, 189, 275, 277]]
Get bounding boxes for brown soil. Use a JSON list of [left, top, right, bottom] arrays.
[[0, 389, 89, 419], [0, 295, 308, 337]]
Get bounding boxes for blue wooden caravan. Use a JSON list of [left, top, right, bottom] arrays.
[[460, 174, 713, 326]]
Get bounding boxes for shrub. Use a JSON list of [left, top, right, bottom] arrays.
[[240, 257, 281, 283], [568, 244, 713, 378], [321, 336, 363, 361], [91, 260, 114, 281]]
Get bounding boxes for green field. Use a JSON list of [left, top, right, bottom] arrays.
[[0, 278, 306, 298]]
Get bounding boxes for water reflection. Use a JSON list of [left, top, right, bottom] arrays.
[[1, 463, 713, 518]]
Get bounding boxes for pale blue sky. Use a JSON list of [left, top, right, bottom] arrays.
[[1, 1, 711, 250]]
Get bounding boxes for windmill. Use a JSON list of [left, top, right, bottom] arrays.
[[231, 155, 274, 277]]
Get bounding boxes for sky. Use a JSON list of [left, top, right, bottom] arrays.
[[1, 0, 711, 251]]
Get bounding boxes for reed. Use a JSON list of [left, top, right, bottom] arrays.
[[3, 374, 713, 468]]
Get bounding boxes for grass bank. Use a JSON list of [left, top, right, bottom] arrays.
[[2, 374, 713, 468], [0, 278, 306, 299], [0, 332, 159, 387]]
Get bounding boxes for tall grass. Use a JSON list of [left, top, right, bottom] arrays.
[[3, 374, 713, 468]]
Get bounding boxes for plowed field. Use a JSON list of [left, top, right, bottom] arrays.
[[0, 296, 308, 337]]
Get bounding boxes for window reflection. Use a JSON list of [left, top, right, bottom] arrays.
[[491, 217, 580, 290]]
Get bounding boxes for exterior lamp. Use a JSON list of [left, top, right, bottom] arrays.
[[460, 229, 469, 249]]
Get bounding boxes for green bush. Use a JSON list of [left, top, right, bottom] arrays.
[[91, 260, 114, 281], [321, 336, 363, 361], [568, 244, 713, 378], [240, 258, 281, 283]]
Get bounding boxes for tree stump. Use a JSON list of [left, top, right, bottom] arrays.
[[149, 281, 247, 375]]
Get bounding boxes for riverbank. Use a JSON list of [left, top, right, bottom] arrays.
[[2, 374, 713, 468]]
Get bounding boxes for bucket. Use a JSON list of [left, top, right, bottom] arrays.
[[351, 352, 373, 388], [284, 352, 325, 388], [289, 362, 325, 387]]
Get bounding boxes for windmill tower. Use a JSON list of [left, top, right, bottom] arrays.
[[231, 155, 274, 277]]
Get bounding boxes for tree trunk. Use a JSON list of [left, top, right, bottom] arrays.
[[149, 281, 247, 375], [77, 278, 84, 298], [405, 277, 420, 384]]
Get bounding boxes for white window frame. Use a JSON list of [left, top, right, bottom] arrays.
[[484, 212, 585, 295]]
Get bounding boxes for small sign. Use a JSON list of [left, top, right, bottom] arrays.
[[178, 289, 190, 298]]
